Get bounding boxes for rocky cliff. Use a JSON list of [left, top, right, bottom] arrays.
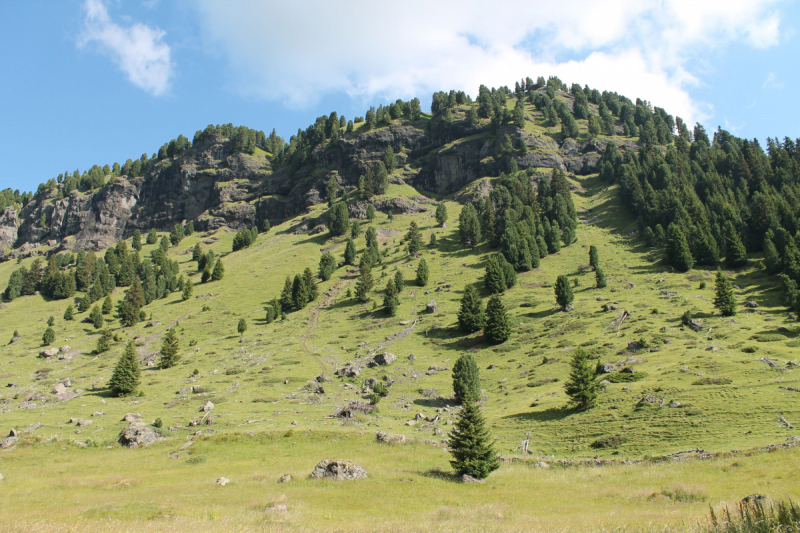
[[1, 107, 635, 260]]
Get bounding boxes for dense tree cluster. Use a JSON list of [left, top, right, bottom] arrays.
[[232, 226, 259, 251]]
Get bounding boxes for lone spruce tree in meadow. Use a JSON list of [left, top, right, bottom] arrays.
[[96, 329, 112, 353], [319, 252, 337, 282], [42, 327, 55, 346], [595, 267, 607, 288], [182, 279, 193, 301], [448, 389, 500, 480], [108, 341, 141, 396], [457, 284, 485, 333], [589, 245, 600, 270], [354, 256, 374, 303], [383, 278, 399, 316], [159, 328, 180, 369], [713, 268, 737, 316], [435, 202, 448, 226], [452, 353, 480, 404], [484, 294, 511, 344], [564, 347, 598, 410], [90, 305, 103, 329], [405, 221, 423, 255], [415, 258, 429, 286], [63, 305, 74, 321], [237, 318, 247, 336], [554, 274, 574, 310]]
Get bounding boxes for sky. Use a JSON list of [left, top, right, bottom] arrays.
[[1, 0, 798, 192]]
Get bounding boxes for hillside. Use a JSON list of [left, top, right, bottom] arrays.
[[0, 77, 799, 532]]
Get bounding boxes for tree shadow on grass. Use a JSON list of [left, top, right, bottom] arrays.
[[501, 406, 575, 422], [413, 397, 460, 408]]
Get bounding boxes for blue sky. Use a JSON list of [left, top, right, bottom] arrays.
[[1, 0, 798, 192]]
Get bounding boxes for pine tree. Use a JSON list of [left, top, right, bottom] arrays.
[[405, 222, 423, 255], [394, 269, 404, 293], [292, 274, 309, 309], [132, 230, 142, 251], [63, 305, 74, 321], [212, 259, 225, 281], [484, 254, 507, 294], [344, 238, 357, 266], [201, 265, 212, 283], [383, 278, 399, 316], [589, 245, 600, 270], [328, 201, 351, 236], [90, 305, 103, 329], [484, 294, 511, 344], [108, 341, 141, 396], [666, 223, 694, 272], [78, 294, 91, 312], [713, 268, 737, 316], [146, 229, 157, 245], [280, 276, 294, 311], [102, 295, 113, 314], [42, 327, 55, 345], [564, 347, 598, 410], [47, 316, 55, 327], [182, 279, 193, 301], [237, 318, 247, 336], [303, 267, 319, 301], [383, 146, 396, 172], [159, 328, 180, 368], [724, 222, 748, 268], [764, 238, 782, 274], [366, 204, 376, 222], [452, 354, 480, 404], [192, 243, 203, 262], [415, 258, 429, 286], [595, 267, 607, 288], [457, 284, 485, 333], [448, 389, 500, 479], [351, 219, 361, 239], [319, 252, 337, 281], [326, 175, 338, 207], [458, 203, 482, 247], [435, 202, 448, 226], [354, 256, 374, 303], [554, 274, 574, 310], [96, 329, 112, 353]]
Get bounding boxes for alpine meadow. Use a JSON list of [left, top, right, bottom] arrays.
[[1, 66, 800, 533]]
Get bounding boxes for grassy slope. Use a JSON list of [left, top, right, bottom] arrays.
[[1, 98, 799, 531]]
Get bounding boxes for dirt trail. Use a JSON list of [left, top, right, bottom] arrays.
[[299, 278, 347, 375]]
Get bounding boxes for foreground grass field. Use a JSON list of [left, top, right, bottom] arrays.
[[1, 174, 799, 531], [0, 432, 798, 532]]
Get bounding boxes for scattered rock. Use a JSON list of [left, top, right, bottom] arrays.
[[9, 336, 21, 344], [310, 459, 368, 481], [76, 419, 92, 428], [741, 494, 770, 504], [669, 401, 681, 408], [601, 363, 616, 373], [6, 382, 18, 388], [0, 436, 18, 448], [216, 477, 230, 486], [278, 474, 292, 483], [426, 301, 437, 313], [627, 341, 643, 351], [706, 345, 719, 352], [265, 504, 288, 513], [535, 462, 550, 468], [52, 383, 67, 395], [118, 422, 160, 448], [39, 348, 59, 358], [375, 431, 406, 444], [407, 354, 416, 361], [371, 352, 396, 366], [744, 301, 759, 308], [562, 305, 574, 312], [461, 474, 484, 483], [8, 429, 18, 438], [122, 413, 142, 422], [200, 401, 214, 412]]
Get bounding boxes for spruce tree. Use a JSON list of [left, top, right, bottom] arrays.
[[159, 328, 180, 368], [303, 267, 319, 301], [237, 318, 247, 336], [366, 204, 376, 222], [405, 222, 423, 255], [212, 259, 225, 281], [452, 354, 480, 404], [201, 265, 212, 283], [589, 245, 600, 270], [724, 222, 748, 268], [102, 295, 113, 314], [484, 254, 507, 294], [435, 202, 448, 226], [78, 294, 91, 312], [448, 389, 500, 479], [327, 201, 351, 236], [63, 305, 74, 321], [354, 256, 374, 303], [394, 269, 404, 293], [666, 223, 694, 272], [280, 276, 294, 311], [96, 329, 112, 353], [383, 278, 399, 316], [484, 294, 511, 344], [182, 279, 193, 301], [319, 252, 337, 281], [344, 238, 357, 266], [108, 341, 141, 396], [457, 284, 485, 333], [595, 267, 607, 288], [90, 305, 103, 329], [415, 258, 429, 287], [42, 327, 55, 345], [292, 274, 309, 309], [713, 268, 737, 316], [146, 229, 157, 245], [554, 274, 574, 310], [458, 203, 482, 247], [192, 243, 203, 263], [764, 238, 782, 274], [132, 230, 142, 251], [350, 220, 361, 239], [564, 347, 598, 410]]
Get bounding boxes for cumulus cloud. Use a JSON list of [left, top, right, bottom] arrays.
[[194, 0, 783, 124], [78, 0, 172, 96]]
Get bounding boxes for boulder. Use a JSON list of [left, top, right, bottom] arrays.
[[375, 431, 406, 445], [144, 321, 162, 328], [461, 474, 485, 484], [0, 436, 19, 448], [8, 429, 18, 438], [426, 301, 437, 313], [371, 352, 396, 366], [39, 348, 59, 358], [310, 459, 368, 481], [278, 474, 292, 483], [9, 336, 21, 344], [200, 401, 214, 412], [122, 413, 142, 422], [52, 383, 67, 395], [118, 422, 160, 448], [216, 477, 230, 486], [744, 301, 759, 308], [59, 346, 70, 353], [601, 363, 616, 373]]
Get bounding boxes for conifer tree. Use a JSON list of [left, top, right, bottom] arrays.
[[344, 238, 357, 266], [366, 204, 376, 222], [280, 276, 294, 311], [458, 203, 482, 247], [160, 235, 170, 251], [303, 267, 319, 301], [328, 201, 351, 236], [365, 226, 381, 265], [237, 318, 247, 336], [764, 238, 782, 274], [666, 223, 694, 272], [595, 267, 607, 288], [63, 305, 74, 321], [383, 278, 399, 316], [350, 219, 361, 239], [713, 268, 737, 316], [589, 245, 600, 270], [319, 252, 337, 281], [78, 294, 91, 312], [96, 329, 112, 353], [292, 274, 309, 309], [159, 328, 180, 368], [564, 347, 598, 410], [405, 221, 423, 255], [201, 265, 212, 283], [102, 295, 113, 314], [42, 327, 55, 345], [47, 316, 55, 327], [146, 229, 157, 245], [435, 202, 448, 226], [484, 254, 507, 294], [326, 175, 338, 207], [452, 353, 480, 404], [484, 294, 511, 344], [554, 274, 574, 310], [354, 256, 374, 303], [383, 146, 396, 172], [90, 305, 103, 329], [415, 258, 429, 286], [448, 389, 500, 479], [394, 269, 404, 293], [192, 243, 203, 262], [132, 230, 142, 251], [457, 284, 485, 333], [182, 279, 193, 301], [108, 341, 141, 396], [212, 259, 225, 281], [724, 221, 748, 268]]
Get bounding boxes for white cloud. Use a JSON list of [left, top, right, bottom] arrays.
[[193, 0, 783, 125], [763, 72, 785, 89], [78, 0, 172, 96]]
